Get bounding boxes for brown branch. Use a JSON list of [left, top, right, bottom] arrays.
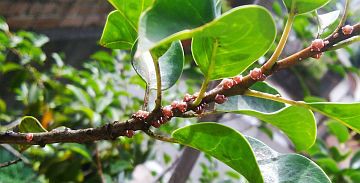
[[0, 23, 359, 146]]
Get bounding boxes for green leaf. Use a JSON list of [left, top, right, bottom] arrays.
[[308, 102, 360, 133], [246, 136, 331, 183], [132, 41, 184, 90], [316, 157, 340, 174], [108, 0, 153, 26], [137, 0, 219, 52], [217, 83, 316, 151], [191, 6, 276, 79], [100, 10, 138, 49], [325, 120, 349, 143], [241, 106, 316, 151], [317, 10, 340, 31], [172, 123, 263, 183], [350, 151, 360, 169], [63, 144, 92, 161], [100, 0, 153, 50], [19, 116, 47, 133], [283, 0, 331, 15], [216, 82, 285, 113]]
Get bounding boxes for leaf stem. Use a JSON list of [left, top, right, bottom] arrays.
[[336, 0, 350, 32], [144, 130, 177, 143], [152, 53, 162, 111], [262, 2, 296, 71], [192, 78, 210, 106], [193, 40, 218, 106], [328, 36, 360, 51], [244, 89, 308, 108], [142, 85, 150, 111]]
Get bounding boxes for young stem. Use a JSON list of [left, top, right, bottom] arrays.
[[192, 40, 218, 106], [152, 53, 162, 111], [142, 85, 150, 111], [262, 3, 296, 71], [144, 130, 177, 143], [328, 36, 360, 51], [336, 0, 350, 32], [192, 78, 210, 106], [244, 89, 308, 108]]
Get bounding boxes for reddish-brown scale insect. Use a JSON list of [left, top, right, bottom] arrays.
[[177, 102, 187, 112], [311, 39, 325, 52], [124, 130, 135, 138], [25, 133, 33, 142], [232, 75, 243, 85], [183, 93, 195, 102], [215, 94, 227, 104], [221, 78, 234, 89], [133, 110, 150, 120], [250, 68, 266, 81], [162, 106, 173, 119], [151, 121, 161, 128], [342, 25, 354, 35]]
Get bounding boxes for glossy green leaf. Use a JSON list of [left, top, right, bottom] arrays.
[[216, 82, 285, 113], [100, 0, 153, 50], [325, 120, 349, 143], [192, 6, 276, 79], [283, 0, 331, 15], [246, 136, 331, 183], [108, 0, 153, 26], [137, 0, 219, 52], [217, 82, 316, 151], [100, 10, 137, 49], [132, 41, 184, 90], [172, 123, 263, 183], [308, 102, 360, 133], [241, 106, 315, 151], [19, 116, 47, 133]]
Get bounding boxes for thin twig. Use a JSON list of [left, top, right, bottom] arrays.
[[95, 144, 106, 183], [0, 144, 30, 164], [0, 158, 21, 168], [153, 156, 181, 183]]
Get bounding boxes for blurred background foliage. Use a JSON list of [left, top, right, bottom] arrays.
[[0, 0, 360, 182]]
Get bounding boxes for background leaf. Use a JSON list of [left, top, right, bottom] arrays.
[[172, 123, 263, 183], [191, 6, 276, 79], [283, 0, 331, 15], [247, 136, 331, 183], [308, 102, 360, 133], [19, 116, 47, 133], [325, 120, 349, 143], [132, 41, 184, 90]]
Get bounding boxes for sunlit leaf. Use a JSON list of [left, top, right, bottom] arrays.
[[247, 136, 331, 183], [172, 123, 263, 183]]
